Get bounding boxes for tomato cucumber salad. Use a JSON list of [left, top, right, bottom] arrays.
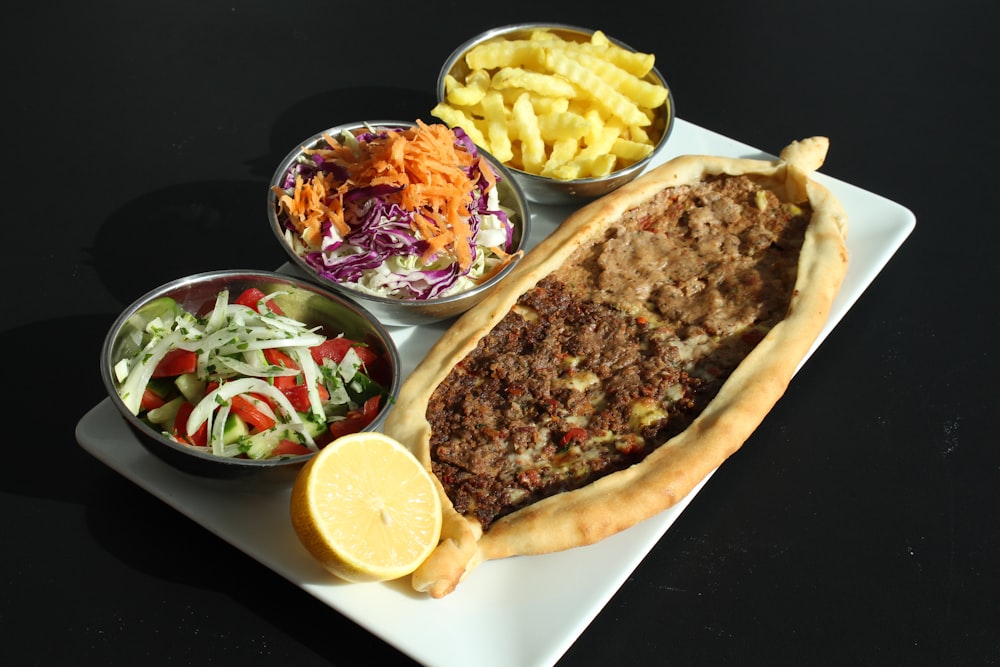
[[271, 120, 520, 300], [113, 287, 392, 460]]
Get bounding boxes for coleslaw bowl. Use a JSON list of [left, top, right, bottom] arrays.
[[100, 269, 401, 481], [267, 120, 530, 327], [436, 23, 675, 205]]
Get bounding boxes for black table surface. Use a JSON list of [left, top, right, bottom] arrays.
[[4, 1, 997, 665]]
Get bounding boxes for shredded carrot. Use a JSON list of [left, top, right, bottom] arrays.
[[272, 120, 501, 274]]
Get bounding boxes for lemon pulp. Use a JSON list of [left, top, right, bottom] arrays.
[[290, 432, 442, 582]]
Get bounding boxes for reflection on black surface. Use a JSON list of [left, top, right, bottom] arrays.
[[88, 180, 283, 306], [89, 86, 439, 309], [0, 313, 417, 666], [248, 85, 440, 180]]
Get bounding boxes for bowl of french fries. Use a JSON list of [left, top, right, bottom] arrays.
[[433, 23, 675, 205]]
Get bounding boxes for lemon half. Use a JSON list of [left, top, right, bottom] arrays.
[[290, 432, 442, 582]]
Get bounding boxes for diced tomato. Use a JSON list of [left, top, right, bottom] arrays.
[[311, 337, 389, 384], [560, 427, 588, 447], [234, 287, 284, 315], [282, 384, 308, 412], [188, 423, 208, 447], [310, 338, 354, 364], [311, 338, 382, 366], [353, 346, 381, 368], [327, 395, 382, 439], [327, 415, 367, 439], [272, 439, 312, 457], [312, 429, 335, 449], [140, 388, 167, 411], [263, 347, 298, 370], [281, 383, 330, 412], [262, 348, 300, 389], [249, 391, 278, 412], [360, 394, 381, 419], [230, 394, 276, 431], [172, 401, 207, 447], [151, 348, 198, 378], [271, 374, 296, 390], [172, 400, 192, 435]]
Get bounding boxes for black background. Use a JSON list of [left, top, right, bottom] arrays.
[[3, 1, 997, 665]]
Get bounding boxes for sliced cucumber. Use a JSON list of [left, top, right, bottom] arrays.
[[241, 428, 285, 459], [299, 413, 327, 438], [175, 373, 206, 403], [222, 413, 249, 445], [146, 396, 186, 427], [145, 377, 177, 400], [240, 423, 319, 459]]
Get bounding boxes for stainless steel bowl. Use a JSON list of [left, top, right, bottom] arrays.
[[436, 23, 675, 206], [267, 120, 530, 327], [101, 269, 401, 481]]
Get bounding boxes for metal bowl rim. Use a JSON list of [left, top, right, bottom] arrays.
[[435, 22, 676, 187], [266, 120, 531, 310], [100, 268, 402, 469]]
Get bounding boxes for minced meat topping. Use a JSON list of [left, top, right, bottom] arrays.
[[427, 174, 810, 530]]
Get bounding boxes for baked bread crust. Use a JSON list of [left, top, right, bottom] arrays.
[[383, 137, 849, 598]]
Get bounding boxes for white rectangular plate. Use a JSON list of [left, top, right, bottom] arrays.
[[76, 118, 916, 667]]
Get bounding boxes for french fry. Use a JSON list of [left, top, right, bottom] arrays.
[[627, 124, 651, 145], [578, 125, 621, 160], [544, 51, 649, 127], [527, 30, 656, 77], [491, 67, 578, 99], [612, 137, 655, 162], [541, 138, 581, 177], [581, 108, 610, 146], [538, 111, 590, 142], [510, 93, 546, 174], [548, 153, 617, 180], [501, 90, 569, 115], [582, 30, 655, 77], [480, 90, 514, 163], [444, 69, 492, 107], [464, 40, 546, 70], [573, 52, 668, 109], [430, 103, 491, 152]]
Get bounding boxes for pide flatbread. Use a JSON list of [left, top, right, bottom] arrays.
[[383, 137, 849, 598]]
